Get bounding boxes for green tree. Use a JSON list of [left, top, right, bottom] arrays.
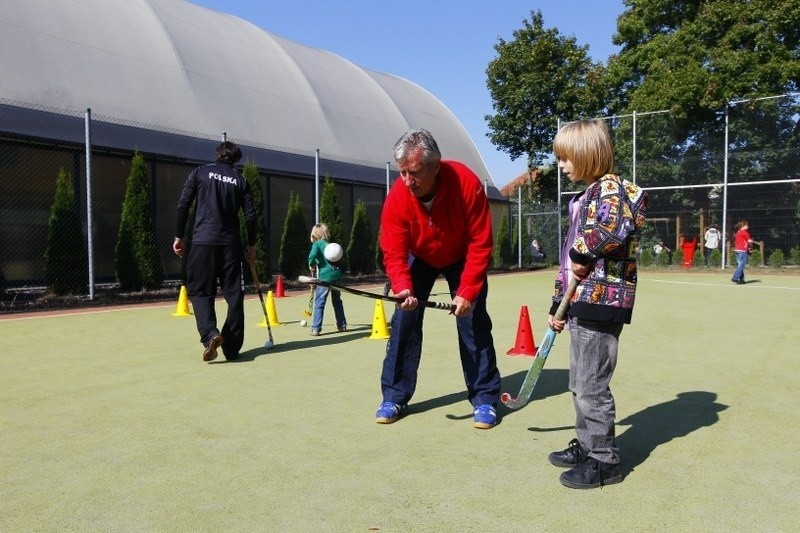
[[709, 248, 722, 267], [347, 200, 375, 275], [493, 212, 513, 268], [44, 167, 87, 295], [768, 249, 786, 268], [640, 247, 654, 267], [319, 176, 344, 245], [319, 176, 346, 270], [115, 153, 163, 291], [606, 1, 800, 252], [693, 248, 704, 267], [240, 161, 269, 281], [609, 0, 800, 119], [673, 248, 684, 267], [278, 191, 308, 279], [486, 10, 606, 198], [790, 247, 800, 265]]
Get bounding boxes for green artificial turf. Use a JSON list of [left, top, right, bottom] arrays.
[[2, 269, 798, 532]]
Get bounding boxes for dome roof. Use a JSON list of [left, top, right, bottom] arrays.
[[0, 0, 495, 187]]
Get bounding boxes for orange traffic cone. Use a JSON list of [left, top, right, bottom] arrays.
[[171, 285, 192, 316], [506, 305, 537, 357], [275, 275, 285, 297], [369, 300, 390, 339]]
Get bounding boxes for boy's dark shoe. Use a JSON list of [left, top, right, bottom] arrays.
[[560, 457, 622, 489], [549, 438, 587, 468], [202, 334, 224, 362]]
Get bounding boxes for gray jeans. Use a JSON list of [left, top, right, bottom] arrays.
[[569, 318, 624, 464]]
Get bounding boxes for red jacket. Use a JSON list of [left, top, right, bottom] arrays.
[[380, 160, 493, 302]]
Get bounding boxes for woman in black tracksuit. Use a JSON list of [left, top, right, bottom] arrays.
[[173, 141, 257, 362]]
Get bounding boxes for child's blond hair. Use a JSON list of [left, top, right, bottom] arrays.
[[310, 223, 330, 242], [553, 119, 615, 179]]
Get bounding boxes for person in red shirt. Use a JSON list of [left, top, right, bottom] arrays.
[[376, 129, 501, 429], [731, 220, 753, 284]]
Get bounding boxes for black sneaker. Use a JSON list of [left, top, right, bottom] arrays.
[[202, 334, 224, 362], [559, 457, 622, 489], [548, 438, 586, 468]]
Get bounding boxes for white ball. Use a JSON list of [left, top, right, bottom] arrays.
[[324, 242, 343, 262], [300, 320, 308, 327]]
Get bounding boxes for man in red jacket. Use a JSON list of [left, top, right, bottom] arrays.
[[376, 129, 501, 429]]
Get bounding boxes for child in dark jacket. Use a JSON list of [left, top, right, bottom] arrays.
[[546, 119, 648, 489]]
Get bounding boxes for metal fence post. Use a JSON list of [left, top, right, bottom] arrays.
[[85, 108, 95, 300]]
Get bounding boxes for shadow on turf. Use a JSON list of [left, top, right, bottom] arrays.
[[436, 369, 569, 424], [528, 391, 728, 479], [209, 325, 376, 362], [615, 391, 728, 478]]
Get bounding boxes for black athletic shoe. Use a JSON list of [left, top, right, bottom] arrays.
[[202, 334, 224, 362], [559, 457, 622, 489], [548, 438, 586, 468]]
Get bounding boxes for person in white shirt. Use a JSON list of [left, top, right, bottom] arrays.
[[704, 226, 721, 266]]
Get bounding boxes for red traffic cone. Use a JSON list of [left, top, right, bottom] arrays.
[[275, 274, 285, 298], [507, 305, 538, 357]]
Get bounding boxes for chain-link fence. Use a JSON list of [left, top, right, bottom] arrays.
[[520, 93, 800, 271], [0, 99, 394, 306], [3, 93, 799, 309]]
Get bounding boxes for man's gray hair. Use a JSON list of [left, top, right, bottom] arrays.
[[393, 129, 441, 166]]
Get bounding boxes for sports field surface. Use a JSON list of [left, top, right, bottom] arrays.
[[2, 269, 798, 532]]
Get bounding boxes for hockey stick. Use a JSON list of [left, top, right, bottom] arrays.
[[303, 267, 316, 317], [303, 287, 314, 317], [500, 276, 579, 409], [248, 261, 274, 349], [297, 276, 456, 312]]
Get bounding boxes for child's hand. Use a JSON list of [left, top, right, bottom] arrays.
[[572, 263, 591, 279], [548, 314, 566, 332]]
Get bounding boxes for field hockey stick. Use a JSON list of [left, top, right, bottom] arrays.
[[248, 261, 274, 349], [303, 267, 316, 317], [303, 287, 314, 317], [500, 276, 579, 409], [297, 276, 456, 312]]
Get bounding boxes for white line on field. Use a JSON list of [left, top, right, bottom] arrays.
[[646, 279, 800, 291]]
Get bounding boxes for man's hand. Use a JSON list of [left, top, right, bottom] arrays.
[[245, 245, 256, 264], [394, 289, 418, 311], [173, 237, 185, 258], [451, 295, 471, 317]]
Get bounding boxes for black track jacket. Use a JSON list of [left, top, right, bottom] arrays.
[[175, 160, 257, 247]]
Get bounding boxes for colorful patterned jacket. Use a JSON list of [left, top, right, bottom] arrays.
[[550, 174, 648, 324]]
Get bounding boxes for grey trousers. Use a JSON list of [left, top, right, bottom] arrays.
[[569, 318, 624, 464]]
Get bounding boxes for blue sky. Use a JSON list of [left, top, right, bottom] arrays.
[[189, 0, 624, 186]]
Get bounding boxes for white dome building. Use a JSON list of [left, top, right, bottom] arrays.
[[0, 0, 502, 284]]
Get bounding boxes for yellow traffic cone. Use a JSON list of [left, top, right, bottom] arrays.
[[171, 285, 192, 316], [369, 300, 390, 339], [266, 290, 282, 326]]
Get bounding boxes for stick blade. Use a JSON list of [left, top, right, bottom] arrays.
[[500, 392, 527, 409]]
